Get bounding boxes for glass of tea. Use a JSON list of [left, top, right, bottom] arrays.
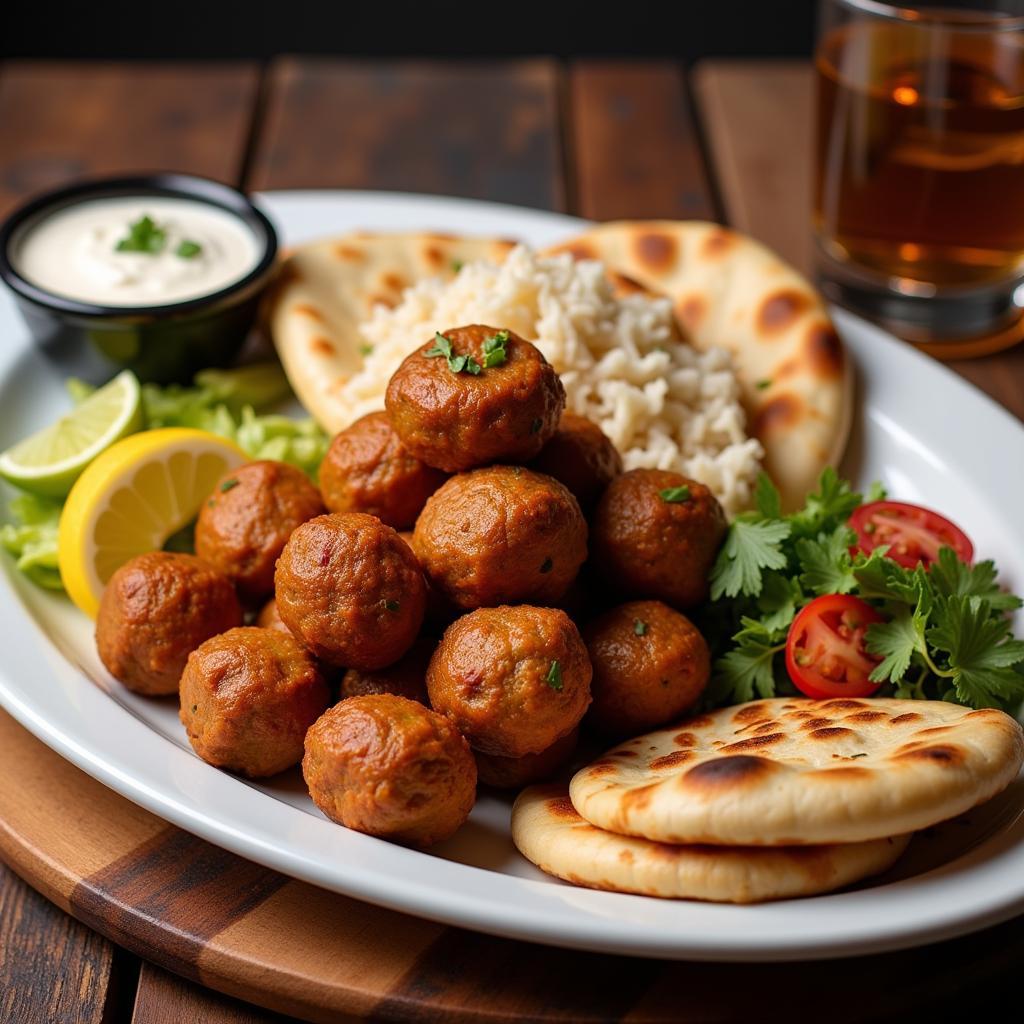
[[815, 0, 1024, 351]]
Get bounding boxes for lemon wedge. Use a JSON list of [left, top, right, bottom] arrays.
[[58, 428, 247, 617], [0, 370, 143, 498]]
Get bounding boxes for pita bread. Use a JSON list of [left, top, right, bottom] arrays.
[[544, 222, 853, 510], [569, 698, 1023, 846], [267, 233, 516, 432], [512, 784, 909, 903]]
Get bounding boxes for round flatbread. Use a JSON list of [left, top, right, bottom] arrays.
[[569, 698, 1024, 846], [267, 233, 516, 432], [512, 784, 910, 903], [544, 222, 853, 510]]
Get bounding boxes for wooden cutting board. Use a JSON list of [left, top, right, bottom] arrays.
[[0, 707, 1022, 1023]]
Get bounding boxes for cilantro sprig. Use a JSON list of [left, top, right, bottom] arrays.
[[115, 215, 202, 259], [704, 469, 1024, 711], [424, 332, 483, 375]]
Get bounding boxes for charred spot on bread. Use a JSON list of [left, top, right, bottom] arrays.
[[310, 337, 337, 356], [757, 289, 811, 335], [683, 755, 776, 785], [650, 750, 694, 770], [752, 393, 802, 438], [676, 294, 707, 331], [895, 744, 964, 765], [673, 732, 698, 748], [333, 244, 364, 261], [733, 704, 774, 724], [546, 796, 582, 821], [806, 323, 845, 378], [808, 727, 856, 741], [634, 231, 677, 272], [722, 732, 786, 752], [701, 228, 736, 258], [292, 303, 324, 322]]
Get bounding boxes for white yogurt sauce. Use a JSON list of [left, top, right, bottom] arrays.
[[15, 196, 261, 307]]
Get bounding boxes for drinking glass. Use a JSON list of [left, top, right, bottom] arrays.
[[815, 0, 1024, 350]]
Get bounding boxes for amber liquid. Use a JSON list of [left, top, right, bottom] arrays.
[[815, 21, 1024, 290]]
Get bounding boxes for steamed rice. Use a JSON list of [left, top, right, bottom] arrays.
[[343, 246, 763, 514]]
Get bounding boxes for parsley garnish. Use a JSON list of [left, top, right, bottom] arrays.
[[115, 214, 166, 254], [425, 332, 482, 375], [540, 557, 553, 574], [634, 619, 648, 636], [756, 378, 772, 390], [451, 259, 464, 273], [545, 660, 563, 691], [176, 240, 203, 259], [220, 479, 239, 493], [359, 343, 374, 357], [659, 486, 691, 504], [482, 329, 510, 368], [383, 599, 400, 612], [425, 333, 452, 358]]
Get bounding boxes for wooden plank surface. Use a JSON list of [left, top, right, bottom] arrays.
[[249, 58, 564, 211], [569, 61, 717, 221], [694, 59, 1024, 421]]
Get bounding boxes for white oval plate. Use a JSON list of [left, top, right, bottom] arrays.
[[1, 191, 1023, 962]]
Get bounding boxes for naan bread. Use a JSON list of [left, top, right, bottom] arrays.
[[267, 234, 516, 432], [512, 784, 909, 903], [570, 698, 1024, 846], [544, 222, 853, 510]]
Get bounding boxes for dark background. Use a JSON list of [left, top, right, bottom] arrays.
[[5, 2, 820, 59]]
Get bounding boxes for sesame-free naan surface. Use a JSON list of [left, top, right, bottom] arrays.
[[569, 698, 1024, 846], [512, 784, 910, 903]]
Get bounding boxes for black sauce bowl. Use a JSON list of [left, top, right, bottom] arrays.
[[0, 173, 279, 385]]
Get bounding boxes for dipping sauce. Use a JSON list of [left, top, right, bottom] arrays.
[[14, 196, 261, 307]]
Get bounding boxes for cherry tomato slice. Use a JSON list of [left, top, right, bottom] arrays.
[[785, 594, 885, 699], [849, 500, 973, 570]]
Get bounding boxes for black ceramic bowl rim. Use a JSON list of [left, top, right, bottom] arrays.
[[0, 173, 279, 319]]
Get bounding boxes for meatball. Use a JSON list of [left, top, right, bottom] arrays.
[[475, 727, 579, 790], [427, 605, 592, 757], [385, 325, 565, 472], [583, 600, 710, 737], [413, 466, 587, 609], [591, 469, 727, 609], [195, 460, 324, 604], [319, 412, 447, 529], [256, 597, 291, 634], [96, 552, 242, 696], [529, 413, 623, 510], [303, 695, 476, 847], [275, 513, 426, 669], [339, 635, 435, 704], [180, 627, 330, 778]]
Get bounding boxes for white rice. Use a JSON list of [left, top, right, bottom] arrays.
[[346, 246, 763, 515]]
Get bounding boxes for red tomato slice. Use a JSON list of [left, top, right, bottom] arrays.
[[785, 594, 885, 699], [849, 500, 973, 570]]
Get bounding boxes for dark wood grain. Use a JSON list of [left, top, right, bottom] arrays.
[[249, 58, 564, 211], [568, 61, 717, 221], [0, 61, 260, 217]]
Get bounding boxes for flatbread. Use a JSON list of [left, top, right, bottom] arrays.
[[569, 698, 1024, 846], [267, 233, 516, 432], [512, 784, 910, 903], [544, 222, 853, 510]]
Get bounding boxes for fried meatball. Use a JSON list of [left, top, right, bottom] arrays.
[[591, 469, 727, 609], [529, 413, 623, 510], [474, 727, 579, 789], [319, 412, 447, 529], [180, 627, 330, 778], [583, 600, 710, 737], [413, 466, 587, 609], [275, 513, 426, 669], [339, 635, 435, 704], [303, 695, 476, 847], [256, 597, 291, 634], [195, 460, 325, 604], [427, 605, 591, 757], [385, 325, 565, 472], [96, 552, 243, 696]]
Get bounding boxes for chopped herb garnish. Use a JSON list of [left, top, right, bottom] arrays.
[[756, 378, 772, 390], [529, 418, 543, 434], [660, 486, 691, 503], [359, 343, 374, 357], [425, 333, 453, 358], [176, 239, 203, 259], [383, 599, 400, 612], [849, 752, 868, 759], [424, 332, 482, 375], [451, 259, 464, 273], [540, 557, 553, 574], [449, 354, 467, 373], [545, 660, 563, 691], [220, 478, 239, 493], [634, 619, 648, 636], [482, 329, 510, 368], [115, 214, 167, 254]]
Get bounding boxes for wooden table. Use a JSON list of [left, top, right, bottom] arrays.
[[1, 58, 1022, 1023]]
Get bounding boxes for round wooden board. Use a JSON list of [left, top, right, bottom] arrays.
[[0, 708, 1022, 1024]]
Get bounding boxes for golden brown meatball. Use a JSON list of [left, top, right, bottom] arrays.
[[339, 635, 435, 704], [319, 412, 447, 529], [528, 413, 623, 510], [96, 552, 242, 696], [275, 513, 426, 669], [583, 600, 710, 737], [256, 597, 291, 634], [385, 325, 565, 472], [303, 695, 476, 847], [474, 727, 579, 789], [195, 461, 324, 604], [591, 469, 726, 609], [413, 466, 587, 610], [427, 605, 591, 758], [180, 627, 330, 778]]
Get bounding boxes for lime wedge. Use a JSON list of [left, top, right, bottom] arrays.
[[0, 370, 144, 498]]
